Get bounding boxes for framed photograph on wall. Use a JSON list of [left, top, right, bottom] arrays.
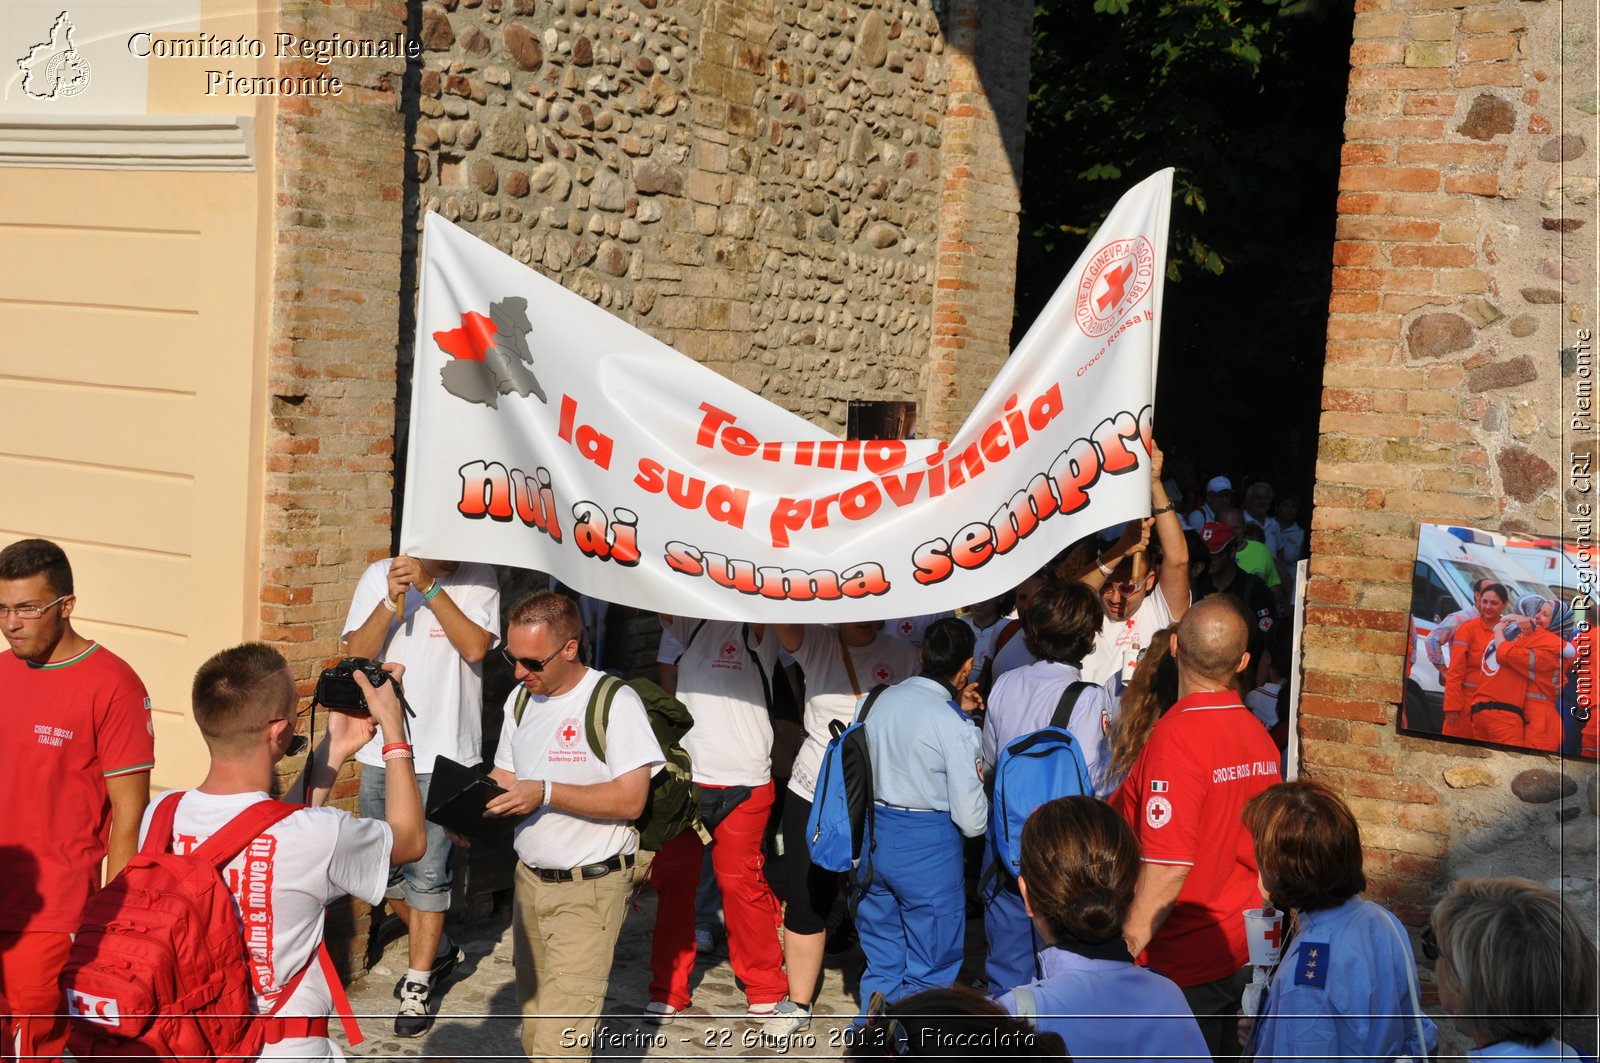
[[1401, 523, 1597, 759]]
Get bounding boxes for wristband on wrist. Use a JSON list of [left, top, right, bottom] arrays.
[[381, 745, 414, 762], [381, 742, 411, 755], [1097, 560, 1116, 577], [421, 580, 443, 603], [1152, 502, 1177, 516], [381, 595, 400, 613], [541, 778, 551, 810]]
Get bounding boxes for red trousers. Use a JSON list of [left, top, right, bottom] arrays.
[[0, 931, 72, 1062], [649, 781, 785, 1009]]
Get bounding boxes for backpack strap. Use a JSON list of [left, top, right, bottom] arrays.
[[513, 686, 531, 727], [260, 942, 362, 1046], [856, 682, 889, 724], [1048, 680, 1096, 731], [676, 620, 709, 664], [584, 673, 623, 764], [140, 790, 187, 857], [190, 799, 305, 868], [743, 623, 775, 713]]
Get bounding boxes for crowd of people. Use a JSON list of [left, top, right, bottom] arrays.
[[0, 446, 1595, 1063]]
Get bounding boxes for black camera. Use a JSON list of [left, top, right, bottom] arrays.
[[314, 657, 392, 714]]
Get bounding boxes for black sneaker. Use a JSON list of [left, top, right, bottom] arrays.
[[392, 944, 465, 1000], [394, 979, 433, 1038]]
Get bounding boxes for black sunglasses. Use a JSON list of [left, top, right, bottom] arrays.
[[1420, 923, 1438, 961], [501, 642, 570, 673]]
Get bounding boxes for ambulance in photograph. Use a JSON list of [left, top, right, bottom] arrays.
[[1403, 525, 1587, 733]]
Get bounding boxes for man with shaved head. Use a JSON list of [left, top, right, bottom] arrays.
[[1110, 599, 1283, 1057]]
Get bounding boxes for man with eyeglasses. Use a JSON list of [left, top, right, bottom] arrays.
[[481, 591, 664, 1059], [341, 554, 499, 1036], [1077, 439, 1191, 693], [0, 538, 154, 1061]]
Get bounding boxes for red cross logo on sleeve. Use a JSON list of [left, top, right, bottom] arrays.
[[1145, 794, 1173, 829]]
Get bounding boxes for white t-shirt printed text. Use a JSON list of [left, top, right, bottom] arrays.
[[138, 790, 392, 1063], [787, 629, 919, 801], [494, 668, 666, 869]]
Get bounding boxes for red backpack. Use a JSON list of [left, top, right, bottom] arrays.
[[61, 792, 362, 1060]]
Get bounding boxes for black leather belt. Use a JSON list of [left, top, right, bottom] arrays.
[[1471, 700, 1524, 720], [528, 852, 634, 883]]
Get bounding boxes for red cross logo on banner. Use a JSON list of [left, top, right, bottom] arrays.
[[1096, 260, 1135, 313]]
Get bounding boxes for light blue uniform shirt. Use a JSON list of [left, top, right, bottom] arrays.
[[995, 946, 1209, 1063], [860, 675, 987, 838], [1256, 897, 1437, 1063], [983, 660, 1117, 796]]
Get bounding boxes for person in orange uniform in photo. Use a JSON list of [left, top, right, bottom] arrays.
[[1443, 582, 1509, 737], [1471, 595, 1567, 752]]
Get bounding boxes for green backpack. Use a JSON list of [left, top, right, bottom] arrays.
[[515, 674, 706, 852]]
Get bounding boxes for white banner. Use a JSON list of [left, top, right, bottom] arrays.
[[400, 168, 1174, 621]]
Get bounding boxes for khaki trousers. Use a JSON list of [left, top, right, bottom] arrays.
[[512, 858, 638, 1059]]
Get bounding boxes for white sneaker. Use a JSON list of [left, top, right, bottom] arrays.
[[762, 1000, 811, 1043], [695, 927, 715, 954], [746, 1000, 781, 1019], [643, 1001, 679, 1025]]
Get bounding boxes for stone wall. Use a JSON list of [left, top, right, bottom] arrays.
[[405, 0, 1029, 436], [262, 0, 412, 973], [1308, 0, 1597, 1048]]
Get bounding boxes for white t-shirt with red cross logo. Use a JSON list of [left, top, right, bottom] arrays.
[[138, 790, 392, 1062], [787, 629, 920, 802], [666, 618, 779, 788], [494, 668, 665, 869]]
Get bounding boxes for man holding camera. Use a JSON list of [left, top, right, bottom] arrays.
[[342, 555, 499, 1037]]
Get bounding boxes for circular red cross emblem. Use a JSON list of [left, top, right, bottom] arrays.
[[1075, 236, 1155, 337], [557, 717, 581, 749]]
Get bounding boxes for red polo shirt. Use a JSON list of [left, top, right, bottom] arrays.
[[0, 643, 154, 932], [1110, 689, 1281, 987]]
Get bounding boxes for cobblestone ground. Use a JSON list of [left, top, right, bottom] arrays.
[[338, 888, 873, 1062]]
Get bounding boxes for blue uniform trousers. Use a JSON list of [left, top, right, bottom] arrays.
[[982, 844, 1041, 993], [855, 806, 965, 1016]]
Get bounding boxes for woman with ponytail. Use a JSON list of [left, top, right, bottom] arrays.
[[994, 796, 1208, 1063]]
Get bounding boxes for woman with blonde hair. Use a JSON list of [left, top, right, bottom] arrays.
[[1429, 877, 1597, 1059], [1107, 624, 1179, 782]]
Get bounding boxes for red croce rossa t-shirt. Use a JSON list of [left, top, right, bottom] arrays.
[[1110, 689, 1281, 987]]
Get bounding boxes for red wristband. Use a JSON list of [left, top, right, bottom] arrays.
[[381, 742, 412, 754]]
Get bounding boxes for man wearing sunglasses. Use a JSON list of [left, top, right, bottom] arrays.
[[341, 553, 500, 1036], [0, 538, 155, 1061], [484, 590, 664, 1060]]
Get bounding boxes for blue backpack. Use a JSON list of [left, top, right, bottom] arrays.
[[805, 685, 889, 891], [988, 681, 1095, 879]]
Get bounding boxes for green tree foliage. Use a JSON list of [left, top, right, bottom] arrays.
[[1014, 0, 1351, 483]]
